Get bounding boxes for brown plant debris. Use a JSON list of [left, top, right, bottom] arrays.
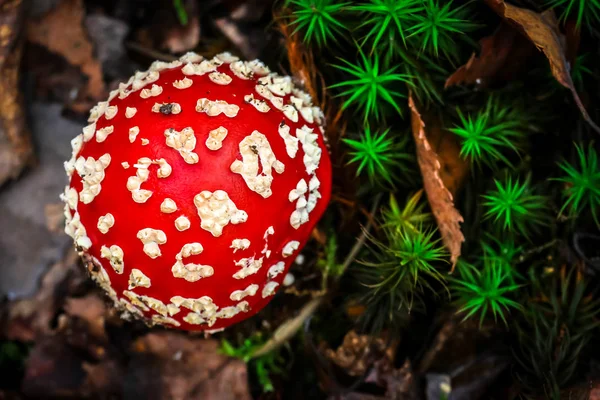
[[409, 94, 465, 270], [323, 330, 396, 377], [424, 115, 470, 197], [131, 333, 252, 400], [0, 0, 34, 186], [63, 294, 108, 341], [445, 22, 535, 89], [4, 248, 82, 342], [485, 0, 600, 133], [276, 12, 319, 105], [27, 0, 105, 100]]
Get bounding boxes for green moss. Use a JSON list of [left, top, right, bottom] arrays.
[[555, 143, 600, 227], [342, 126, 413, 186], [288, 0, 350, 47], [450, 259, 522, 326]]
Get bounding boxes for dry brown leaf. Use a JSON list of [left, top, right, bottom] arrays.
[[4, 249, 81, 341], [162, 16, 200, 53], [445, 22, 534, 89], [63, 294, 107, 340], [485, 0, 600, 133], [0, 0, 34, 186], [27, 0, 105, 100], [130, 332, 251, 400], [425, 115, 470, 196], [409, 95, 464, 270]]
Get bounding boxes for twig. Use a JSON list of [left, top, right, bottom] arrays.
[[251, 296, 323, 359], [339, 193, 382, 274], [518, 239, 561, 263]]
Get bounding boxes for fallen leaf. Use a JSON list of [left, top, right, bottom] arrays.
[[485, 0, 600, 133], [0, 0, 34, 186], [563, 20, 580, 67], [162, 16, 200, 53], [27, 0, 105, 100], [129, 332, 252, 400], [425, 116, 470, 197], [4, 249, 81, 341], [409, 95, 465, 270], [445, 22, 535, 89], [63, 294, 107, 340]]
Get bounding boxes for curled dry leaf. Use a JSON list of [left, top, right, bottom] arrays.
[[445, 22, 535, 89], [485, 0, 600, 133], [27, 0, 105, 100], [409, 95, 465, 270], [0, 0, 34, 186]]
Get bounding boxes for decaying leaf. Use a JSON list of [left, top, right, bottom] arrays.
[[319, 330, 417, 400], [63, 294, 107, 340], [27, 0, 105, 100], [445, 22, 535, 89], [130, 332, 251, 400], [485, 0, 600, 133], [424, 116, 470, 197], [0, 0, 34, 186], [162, 15, 200, 53], [4, 249, 82, 342], [409, 95, 465, 270]]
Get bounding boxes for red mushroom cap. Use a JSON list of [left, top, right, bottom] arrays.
[[61, 52, 331, 332]]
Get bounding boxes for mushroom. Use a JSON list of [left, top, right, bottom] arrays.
[[61, 52, 331, 331]]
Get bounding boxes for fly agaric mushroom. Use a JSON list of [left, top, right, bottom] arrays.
[[60, 52, 331, 332]]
